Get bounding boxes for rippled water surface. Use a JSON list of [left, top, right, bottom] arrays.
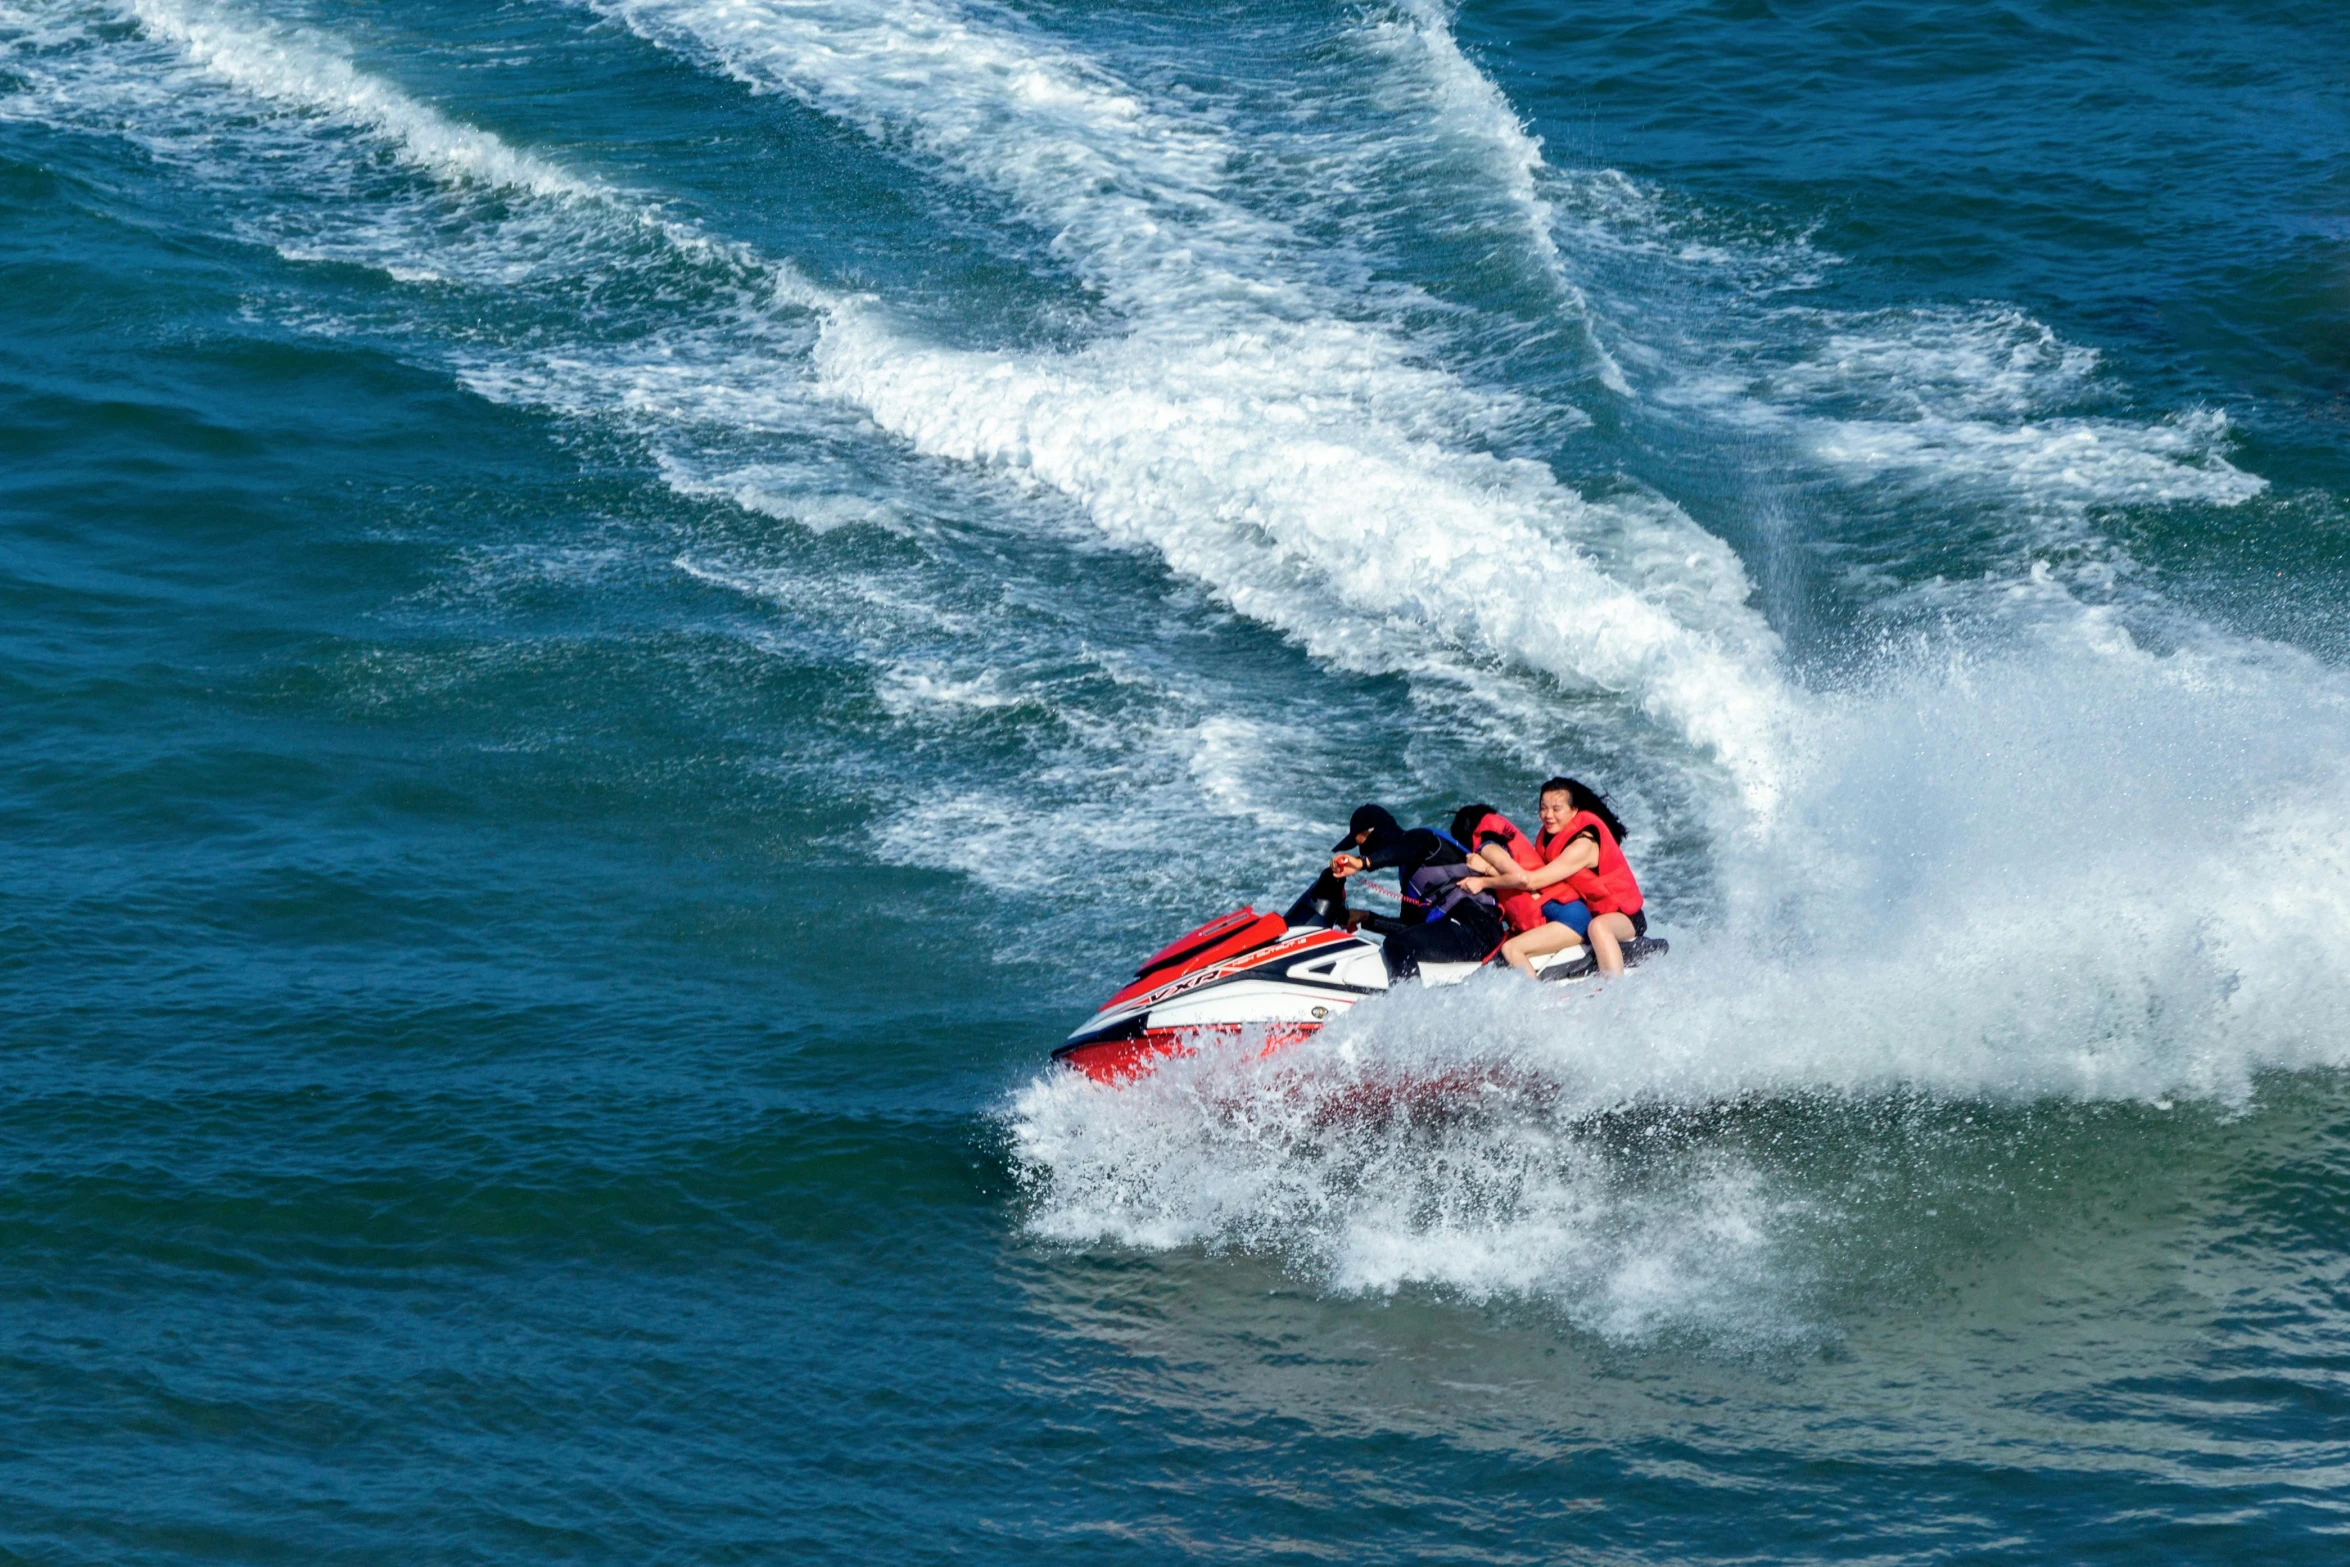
[[4, 0, 2348, 1559]]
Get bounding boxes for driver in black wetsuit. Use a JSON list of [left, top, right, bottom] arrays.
[[1329, 805, 1507, 979]]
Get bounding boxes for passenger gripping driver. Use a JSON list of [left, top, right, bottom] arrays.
[[1462, 777, 1647, 977], [1329, 804, 1505, 979], [1448, 803, 1547, 937]]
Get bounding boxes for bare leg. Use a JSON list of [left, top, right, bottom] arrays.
[[1500, 922, 1584, 978], [1585, 912, 1638, 976]]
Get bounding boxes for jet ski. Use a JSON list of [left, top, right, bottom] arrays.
[[1054, 872, 1667, 1084]]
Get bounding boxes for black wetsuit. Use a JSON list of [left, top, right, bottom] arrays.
[[1355, 822, 1504, 978], [1358, 825, 1465, 889]]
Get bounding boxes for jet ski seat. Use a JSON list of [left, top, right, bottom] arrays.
[[1534, 935, 1670, 982]]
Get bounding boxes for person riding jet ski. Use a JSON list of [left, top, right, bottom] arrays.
[[1450, 802, 1549, 939], [1328, 804, 1506, 979], [1053, 790, 1668, 1082], [1463, 777, 1648, 977]]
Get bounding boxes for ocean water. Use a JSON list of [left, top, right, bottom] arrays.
[[4, 0, 2348, 1558]]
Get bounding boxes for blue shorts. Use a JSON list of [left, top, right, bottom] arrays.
[[1540, 901, 1648, 939], [1540, 899, 1592, 935]]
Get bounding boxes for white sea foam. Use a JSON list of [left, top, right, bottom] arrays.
[[1693, 307, 2270, 513], [1567, 190, 2267, 522], [50, 0, 843, 519], [1489, 111, 2267, 526], [602, 0, 1796, 805], [1367, 0, 1631, 392], [1013, 621, 2350, 1333], [8, 0, 831, 313], [675, 543, 1346, 941], [658, 454, 913, 535], [457, 324, 827, 430], [1809, 405, 2263, 511], [1015, 1038, 1824, 1345], [126, 0, 596, 201], [596, 0, 1262, 315], [814, 304, 1793, 802]]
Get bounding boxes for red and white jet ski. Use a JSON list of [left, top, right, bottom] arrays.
[[1054, 875, 1666, 1083]]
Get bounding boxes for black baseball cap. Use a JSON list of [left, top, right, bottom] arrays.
[[1332, 804, 1400, 851]]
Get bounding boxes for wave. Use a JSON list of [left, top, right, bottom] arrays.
[[127, 0, 596, 201], [9, 0, 1402, 986], [1363, 0, 1632, 392], [8, 0, 797, 294], [1545, 181, 2268, 552], [597, 0, 1299, 317], [7, 0, 1799, 806], [603, 0, 1797, 804], [1659, 304, 2267, 520]]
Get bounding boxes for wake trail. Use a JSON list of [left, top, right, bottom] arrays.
[[1370, 0, 1631, 393], [19, 0, 2350, 1343], [600, 0, 1797, 807], [116, 0, 831, 305], [13, 0, 1800, 809], [8, 0, 1488, 957]]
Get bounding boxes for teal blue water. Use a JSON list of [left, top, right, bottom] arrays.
[[6, 0, 2350, 1559]]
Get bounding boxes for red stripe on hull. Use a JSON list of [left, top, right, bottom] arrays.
[[1133, 908, 1262, 975], [1102, 912, 1290, 1009], [1057, 1022, 1321, 1084]]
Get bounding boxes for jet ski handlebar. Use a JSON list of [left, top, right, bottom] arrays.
[[1280, 869, 1352, 929]]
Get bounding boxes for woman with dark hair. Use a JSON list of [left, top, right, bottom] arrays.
[[1462, 777, 1647, 977]]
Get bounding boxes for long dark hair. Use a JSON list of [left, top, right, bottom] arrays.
[[1539, 776, 1628, 844]]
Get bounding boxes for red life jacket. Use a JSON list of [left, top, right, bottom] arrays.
[[1537, 810, 1643, 917], [1467, 811, 1547, 934]]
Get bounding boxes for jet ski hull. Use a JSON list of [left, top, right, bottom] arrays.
[[1054, 1021, 1324, 1084], [1055, 921, 1386, 1083], [1055, 889, 1671, 1085]]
